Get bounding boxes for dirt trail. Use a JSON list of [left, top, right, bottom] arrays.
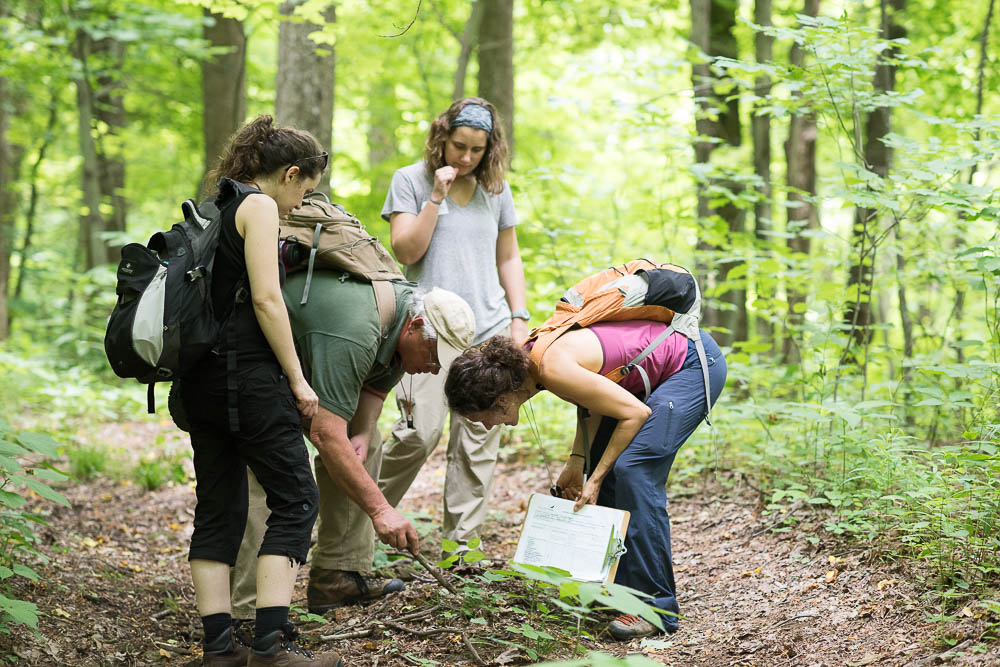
[[4, 422, 996, 666]]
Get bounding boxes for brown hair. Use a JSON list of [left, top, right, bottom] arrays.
[[423, 97, 508, 195], [205, 114, 325, 193], [444, 336, 530, 414]]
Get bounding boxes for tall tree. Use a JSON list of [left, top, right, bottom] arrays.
[[782, 0, 821, 364], [453, 0, 485, 100], [93, 32, 126, 260], [0, 50, 16, 340], [752, 0, 774, 340], [843, 0, 906, 355], [690, 0, 745, 345], [477, 0, 514, 157], [275, 1, 336, 195], [72, 25, 109, 270], [201, 9, 246, 192]]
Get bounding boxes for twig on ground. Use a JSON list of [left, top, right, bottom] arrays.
[[151, 609, 173, 620], [154, 642, 190, 655], [411, 551, 460, 595], [382, 619, 461, 637], [773, 612, 819, 629], [462, 631, 487, 666], [916, 637, 977, 665], [318, 628, 373, 641], [391, 605, 440, 623]]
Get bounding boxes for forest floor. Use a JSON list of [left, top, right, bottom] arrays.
[[3, 420, 999, 666]]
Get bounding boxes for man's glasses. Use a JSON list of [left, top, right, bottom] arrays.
[[294, 151, 329, 172]]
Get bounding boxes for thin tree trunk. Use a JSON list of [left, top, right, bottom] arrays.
[[955, 0, 994, 365], [201, 9, 246, 195], [752, 0, 773, 340], [782, 0, 820, 364], [94, 34, 127, 262], [276, 1, 336, 195], [0, 69, 16, 339], [73, 28, 108, 271], [690, 0, 744, 346], [367, 76, 399, 209], [477, 0, 514, 158], [453, 0, 484, 100], [843, 0, 906, 356], [14, 98, 58, 301]]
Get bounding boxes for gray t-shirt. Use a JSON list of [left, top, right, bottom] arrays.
[[381, 161, 518, 343]]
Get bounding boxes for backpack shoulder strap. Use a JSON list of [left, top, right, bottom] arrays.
[[372, 280, 397, 338]]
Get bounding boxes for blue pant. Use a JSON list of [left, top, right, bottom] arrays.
[[590, 330, 726, 631]]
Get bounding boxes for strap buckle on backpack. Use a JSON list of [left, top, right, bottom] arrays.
[[185, 266, 206, 282]]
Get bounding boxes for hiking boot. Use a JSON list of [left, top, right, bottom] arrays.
[[203, 621, 252, 666], [607, 614, 662, 641], [248, 623, 342, 666], [306, 567, 404, 614]]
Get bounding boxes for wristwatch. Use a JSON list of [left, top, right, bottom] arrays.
[[510, 308, 530, 321]]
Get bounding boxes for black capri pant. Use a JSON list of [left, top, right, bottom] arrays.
[[182, 358, 318, 566]]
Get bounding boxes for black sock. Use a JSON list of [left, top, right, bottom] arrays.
[[201, 612, 232, 645], [254, 606, 289, 648]]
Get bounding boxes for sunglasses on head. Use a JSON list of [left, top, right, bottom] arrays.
[[294, 151, 329, 172]]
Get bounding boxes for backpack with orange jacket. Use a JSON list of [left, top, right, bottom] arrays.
[[525, 259, 712, 422]]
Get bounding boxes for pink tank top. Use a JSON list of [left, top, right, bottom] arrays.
[[589, 320, 688, 395]]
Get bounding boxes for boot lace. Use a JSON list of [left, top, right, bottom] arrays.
[[348, 571, 377, 596], [278, 623, 314, 658]]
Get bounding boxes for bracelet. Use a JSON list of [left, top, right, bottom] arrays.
[[510, 308, 530, 321], [570, 453, 585, 459], [428, 196, 443, 206]]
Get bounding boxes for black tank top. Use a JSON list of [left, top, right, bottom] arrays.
[[210, 179, 279, 364]]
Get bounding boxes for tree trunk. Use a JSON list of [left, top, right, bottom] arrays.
[[690, 0, 744, 345], [276, 1, 336, 195], [477, 0, 514, 158], [781, 0, 820, 364], [0, 70, 16, 340], [73, 28, 108, 271], [93, 34, 127, 262], [752, 0, 773, 340], [843, 0, 906, 355], [454, 0, 485, 100], [201, 9, 246, 194], [14, 98, 58, 301]]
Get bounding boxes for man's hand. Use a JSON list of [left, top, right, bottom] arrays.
[[348, 434, 369, 462], [371, 505, 419, 554]]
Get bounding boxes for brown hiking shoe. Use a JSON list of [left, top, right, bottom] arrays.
[[306, 567, 404, 614], [247, 623, 341, 666], [607, 614, 661, 641], [203, 621, 251, 666]]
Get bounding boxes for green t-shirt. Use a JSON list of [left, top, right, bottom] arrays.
[[283, 272, 411, 421]]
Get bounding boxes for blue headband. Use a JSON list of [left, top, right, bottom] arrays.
[[452, 104, 494, 133]]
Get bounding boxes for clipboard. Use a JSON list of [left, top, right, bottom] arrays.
[[512, 493, 630, 583]]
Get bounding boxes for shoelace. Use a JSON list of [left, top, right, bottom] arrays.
[[231, 620, 252, 649], [348, 571, 376, 596], [278, 623, 314, 658], [615, 614, 642, 626]]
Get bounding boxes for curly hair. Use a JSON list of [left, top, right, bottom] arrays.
[[444, 336, 531, 415], [205, 114, 325, 194], [423, 97, 509, 195]]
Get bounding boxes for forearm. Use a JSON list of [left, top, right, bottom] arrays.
[[496, 233, 526, 312], [311, 423, 391, 519], [349, 387, 386, 438], [588, 414, 647, 483], [390, 206, 441, 265]]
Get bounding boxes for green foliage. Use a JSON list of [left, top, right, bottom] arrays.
[[131, 453, 190, 491], [0, 418, 69, 634], [67, 445, 111, 481]]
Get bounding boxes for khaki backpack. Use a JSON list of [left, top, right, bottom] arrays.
[[279, 194, 405, 336], [526, 258, 711, 422]]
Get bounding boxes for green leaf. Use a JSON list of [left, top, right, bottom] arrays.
[[0, 455, 23, 473], [23, 479, 70, 507], [0, 567, 12, 580], [0, 440, 28, 457], [14, 432, 60, 458], [466, 537, 481, 549], [0, 489, 27, 509], [441, 539, 459, 553], [13, 564, 37, 582], [462, 549, 485, 564]]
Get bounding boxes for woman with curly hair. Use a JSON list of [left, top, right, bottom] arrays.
[[308, 97, 527, 592], [184, 114, 341, 666], [443, 322, 727, 641]]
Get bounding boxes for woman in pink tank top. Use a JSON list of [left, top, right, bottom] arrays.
[[444, 323, 727, 641]]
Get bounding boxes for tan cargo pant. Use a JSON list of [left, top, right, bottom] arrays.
[[379, 368, 502, 546], [230, 425, 384, 619]]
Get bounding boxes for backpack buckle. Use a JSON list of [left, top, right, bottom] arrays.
[[186, 266, 205, 282]]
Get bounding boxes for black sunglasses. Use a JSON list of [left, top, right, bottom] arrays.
[[293, 151, 329, 172]]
